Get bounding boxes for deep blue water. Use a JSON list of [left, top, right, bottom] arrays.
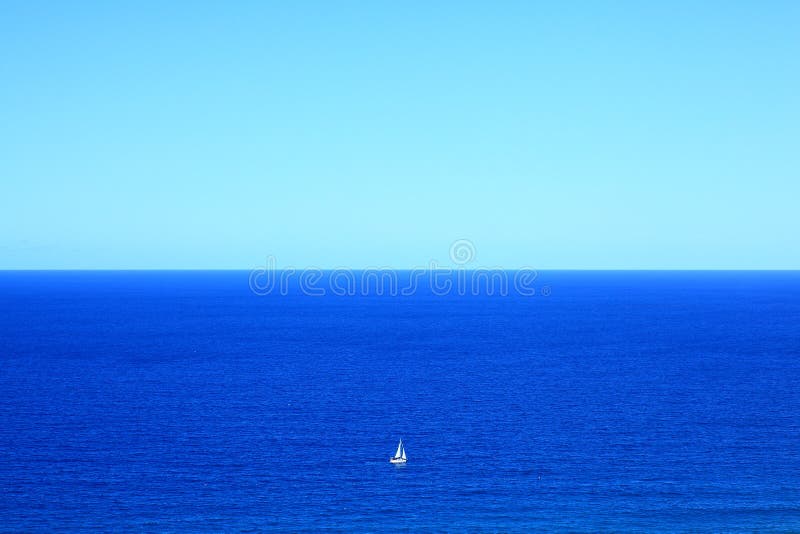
[[1, 271, 799, 531]]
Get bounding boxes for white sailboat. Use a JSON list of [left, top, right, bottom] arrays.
[[389, 439, 407, 464]]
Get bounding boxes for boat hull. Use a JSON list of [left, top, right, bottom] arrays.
[[389, 458, 407, 464]]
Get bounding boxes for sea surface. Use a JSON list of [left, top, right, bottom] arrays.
[[1, 271, 799, 532]]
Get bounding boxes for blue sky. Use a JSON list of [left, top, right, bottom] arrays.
[[1, 2, 798, 269]]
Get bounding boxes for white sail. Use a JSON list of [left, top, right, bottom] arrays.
[[401, 446, 406, 460], [394, 440, 403, 459]]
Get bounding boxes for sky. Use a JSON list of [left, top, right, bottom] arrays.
[[1, 1, 798, 269]]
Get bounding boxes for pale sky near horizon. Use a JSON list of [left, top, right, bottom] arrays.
[[1, 2, 798, 269]]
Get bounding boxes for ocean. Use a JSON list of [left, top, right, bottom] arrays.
[[1, 271, 799, 531]]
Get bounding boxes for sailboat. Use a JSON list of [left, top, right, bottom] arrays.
[[389, 439, 407, 464]]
